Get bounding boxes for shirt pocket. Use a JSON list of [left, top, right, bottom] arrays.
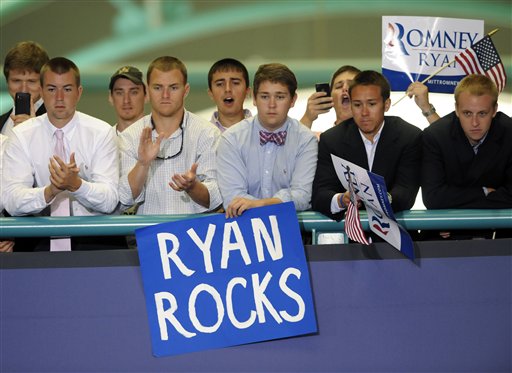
[[74, 152, 92, 181]]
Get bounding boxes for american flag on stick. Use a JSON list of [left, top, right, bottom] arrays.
[[455, 35, 507, 92], [344, 167, 370, 245]]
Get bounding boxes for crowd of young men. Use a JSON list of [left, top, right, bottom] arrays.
[[1, 40, 511, 251]]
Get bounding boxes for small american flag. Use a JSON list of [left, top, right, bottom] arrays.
[[344, 168, 370, 245], [455, 35, 507, 92]]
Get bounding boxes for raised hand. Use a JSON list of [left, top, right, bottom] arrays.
[[169, 162, 199, 192], [138, 126, 163, 165], [300, 92, 333, 127]]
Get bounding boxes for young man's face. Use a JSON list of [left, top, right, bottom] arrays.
[[331, 71, 357, 117], [109, 78, 146, 124], [42, 69, 82, 127], [455, 91, 497, 145], [208, 69, 249, 117], [350, 84, 390, 141], [148, 68, 189, 119], [7, 69, 42, 103], [254, 81, 296, 131]]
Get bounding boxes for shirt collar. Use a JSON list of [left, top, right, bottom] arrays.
[[150, 110, 187, 139], [46, 111, 78, 138], [358, 121, 385, 145], [255, 116, 289, 133], [470, 131, 488, 154], [210, 109, 252, 132], [34, 97, 44, 112]]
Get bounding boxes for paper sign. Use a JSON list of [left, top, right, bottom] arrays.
[[331, 154, 415, 259], [135, 202, 317, 356], [382, 16, 484, 93]]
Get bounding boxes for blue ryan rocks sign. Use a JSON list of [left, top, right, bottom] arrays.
[[135, 202, 317, 357]]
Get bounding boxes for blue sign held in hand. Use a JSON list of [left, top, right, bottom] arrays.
[[135, 202, 317, 357]]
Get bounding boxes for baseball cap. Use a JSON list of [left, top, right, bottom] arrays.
[[109, 66, 144, 90]]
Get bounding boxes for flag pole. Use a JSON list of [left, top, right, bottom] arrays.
[[392, 28, 500, 106]]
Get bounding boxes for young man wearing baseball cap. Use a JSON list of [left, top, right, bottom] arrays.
[[109, 65, 147, 134]]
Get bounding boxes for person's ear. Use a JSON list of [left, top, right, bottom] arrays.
[[384, 98, 391, 112], [290, 93, 298, 108]]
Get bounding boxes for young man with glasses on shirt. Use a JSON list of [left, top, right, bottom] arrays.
[[118, 56, 222, 214]]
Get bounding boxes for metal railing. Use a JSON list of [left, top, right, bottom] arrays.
[[1, 209, 510, 244]]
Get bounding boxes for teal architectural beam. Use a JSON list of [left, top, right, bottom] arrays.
[[69, 1, 511, 68]]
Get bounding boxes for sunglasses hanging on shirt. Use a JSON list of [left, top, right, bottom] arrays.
[[151, 115, 185, 160]]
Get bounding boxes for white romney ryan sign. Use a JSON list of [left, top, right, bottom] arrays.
[[382, 16, 484, 93]]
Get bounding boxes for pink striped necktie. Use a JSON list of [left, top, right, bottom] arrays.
[[50, 129, 72, 252]]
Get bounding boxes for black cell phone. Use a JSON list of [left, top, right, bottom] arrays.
[[15, 92, 31, 115], [315, 83, 331, 96]]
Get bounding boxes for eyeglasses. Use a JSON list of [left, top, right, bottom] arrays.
[[151, 116, 184, 160]]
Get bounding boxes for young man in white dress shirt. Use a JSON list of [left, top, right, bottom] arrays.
[[216, 63, 318, 218], [118, 56, 222, 214], [2, 57, 120, 251]]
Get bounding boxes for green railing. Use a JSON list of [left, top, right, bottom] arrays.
[[1, 209, 510, 244]]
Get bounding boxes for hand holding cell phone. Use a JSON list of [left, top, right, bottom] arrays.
[[301, 84, 333, 126], [15, 92, 31, 115], [315, 83, 331, 97]]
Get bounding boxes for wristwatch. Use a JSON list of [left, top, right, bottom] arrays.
[[422, 104, 436, 117]]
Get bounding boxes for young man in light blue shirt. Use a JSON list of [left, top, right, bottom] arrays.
[[217, 63, 318, 218]]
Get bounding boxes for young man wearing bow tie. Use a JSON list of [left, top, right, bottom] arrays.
[[216, 63, 318, 218]]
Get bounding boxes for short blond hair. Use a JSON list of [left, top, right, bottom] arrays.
[[147, 56, 187, 84], [454, 74, 498, 106]]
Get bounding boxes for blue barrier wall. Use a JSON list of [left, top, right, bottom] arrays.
[[1, 240, 510, 372]]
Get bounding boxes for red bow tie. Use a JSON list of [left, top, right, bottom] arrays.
[[259, 130, 287, 146]]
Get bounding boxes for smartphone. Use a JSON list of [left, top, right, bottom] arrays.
[[15, 92, 31, 115], [315, 83, 331, 96]]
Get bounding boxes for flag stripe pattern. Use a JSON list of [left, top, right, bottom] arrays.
[[344, 169, 370, 245], [455, 35, 507, 92], [345, 201, 370, 245]]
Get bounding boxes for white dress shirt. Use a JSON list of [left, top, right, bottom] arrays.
[[2, 112, 119, 216], [118, 111, 222, 214], [329, 122, 385, 214]]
